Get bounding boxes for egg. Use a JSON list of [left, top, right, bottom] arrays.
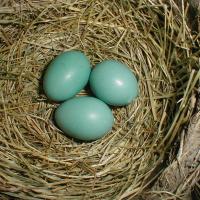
[[54, 96, 114, 141], [89, 60, 138, 106], [43, 51, 91, 101]]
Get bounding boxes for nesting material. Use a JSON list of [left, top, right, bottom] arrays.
[[0, 0, 199, 199]]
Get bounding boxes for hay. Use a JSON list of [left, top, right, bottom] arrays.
[[0, 0, 199, 199]]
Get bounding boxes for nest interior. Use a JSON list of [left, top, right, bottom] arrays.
[[0, 0, 199, 199]]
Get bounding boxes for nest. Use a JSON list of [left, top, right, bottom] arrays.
[[0, 0, 199, 199]]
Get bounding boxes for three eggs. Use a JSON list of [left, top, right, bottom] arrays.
[[43, 51, 138, 141]]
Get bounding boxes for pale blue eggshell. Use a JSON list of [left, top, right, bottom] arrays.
[[54, 96, 114, 141], [89, 60, 138, 106], [43, 51, 91, 101]]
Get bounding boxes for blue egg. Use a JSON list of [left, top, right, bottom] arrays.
[[54, 96, 114, 141], [89, 60, 138, 106], [43, 51, 91, 101]]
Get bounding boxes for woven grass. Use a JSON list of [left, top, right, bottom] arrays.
[[0, 0, 199, 199]]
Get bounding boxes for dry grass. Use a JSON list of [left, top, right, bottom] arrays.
[[0, 0, 199, 199]]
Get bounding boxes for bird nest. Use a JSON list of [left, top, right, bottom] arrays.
[[0, 0, 199, 199]]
